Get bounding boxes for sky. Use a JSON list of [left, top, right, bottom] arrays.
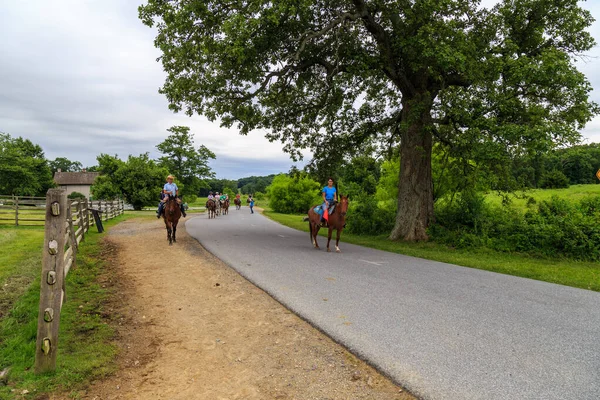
[[0, 1, 599, 180]]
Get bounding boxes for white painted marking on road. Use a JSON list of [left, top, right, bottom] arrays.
[[359, 259, 387, 266], [278, 235, 286, 238]]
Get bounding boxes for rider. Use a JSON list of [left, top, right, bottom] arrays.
[[320, 177, 337, 224], [156, 175, 187, 218], [207, 191, 215, 201]]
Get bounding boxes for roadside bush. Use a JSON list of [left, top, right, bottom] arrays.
[[267, 174, 321, 214], [346, 194, 395, 235], [430, 193, 600, 260]]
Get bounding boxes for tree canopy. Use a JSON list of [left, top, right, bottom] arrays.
[[92, 153, 168, 210], [140, 0, 598, 240], [49, 157, 83, 173], [0, 133, 54, 196], [156, 125, 216, 197]]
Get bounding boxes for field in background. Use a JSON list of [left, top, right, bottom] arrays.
[[484, 184, 600, 211]]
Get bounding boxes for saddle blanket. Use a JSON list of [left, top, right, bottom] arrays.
[[313, 204, 335, 214]]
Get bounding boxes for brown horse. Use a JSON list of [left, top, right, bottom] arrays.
[[206, 199, 216, 219], [307, 195, 349, 252], [234, 197, 241, 210], [163, 195, 181, 245], [222, 199, 230, 215]]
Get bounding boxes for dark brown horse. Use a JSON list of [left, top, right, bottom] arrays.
[[206, 199, 216, 219], [222, 199, 230, 215], [234, 197, 241, 210], [163, 195, 181, 245], [307, 195, 349, 252]]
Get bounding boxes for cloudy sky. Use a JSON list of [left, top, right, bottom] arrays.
[[1, 1, 599, 179]]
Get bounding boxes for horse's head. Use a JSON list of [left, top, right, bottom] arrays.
[[339, 195, 349, 217]]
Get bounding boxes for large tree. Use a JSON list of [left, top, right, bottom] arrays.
[[92, 153, 168, 210], [49, 157, 83, 173], [156, 126, 216, 196], [0, 133, 54, 196], [140, 0, 598, 240]]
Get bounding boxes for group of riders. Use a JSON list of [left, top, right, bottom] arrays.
[[156, 174, 337, 224]]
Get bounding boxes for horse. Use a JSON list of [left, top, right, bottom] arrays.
[[222, 199, 230, 215], [206, 199, 216, 219], [215, 198, 221, 216], [306, 195, 349, 252], [234, 197, 241, 210], [162, 195, 181, 245]]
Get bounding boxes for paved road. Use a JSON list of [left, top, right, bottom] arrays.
[[185, 209, 600, 400]]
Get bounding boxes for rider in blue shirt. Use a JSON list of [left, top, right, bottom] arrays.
[[321, 177, 337, 223]]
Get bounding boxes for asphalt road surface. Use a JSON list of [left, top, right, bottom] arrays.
[[185, 209, 600, 400]]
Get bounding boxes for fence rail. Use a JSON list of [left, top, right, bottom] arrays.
[[0, 195, 46, 226], [34, 189, 124, 373]]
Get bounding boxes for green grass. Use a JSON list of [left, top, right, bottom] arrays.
[[263, 210, 600, 292], [0, 215, 128, 398], [484, 184, 600, 212]]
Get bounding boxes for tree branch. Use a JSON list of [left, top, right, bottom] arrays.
[[293, 12, 361, 61]]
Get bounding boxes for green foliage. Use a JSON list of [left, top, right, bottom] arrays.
[[222, 186, 237, 196], [375, 158, 400, 203], [0, 133, 54, 196], [267, 174, 320, 214], [431, 193, 600, 261], [539, 169, 570, 189], [254, 191, 265, 201], [67, 191, 86, 199], [49, 157, 82, 173], [346, 193, 395, 235], [92, 153, 168, 210], [156, 125, 215, 196]]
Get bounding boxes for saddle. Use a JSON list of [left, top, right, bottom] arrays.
[[313, 203, 336, 215]]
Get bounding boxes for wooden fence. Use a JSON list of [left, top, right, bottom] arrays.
[[0, 195, 46, 226], [34, 189, 124, 373], [0, 195, 124, 227]]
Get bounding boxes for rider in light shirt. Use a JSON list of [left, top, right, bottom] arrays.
[[156, 175, 187, 218]]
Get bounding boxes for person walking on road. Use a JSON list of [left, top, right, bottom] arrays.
[[248, 194, 255, 214]]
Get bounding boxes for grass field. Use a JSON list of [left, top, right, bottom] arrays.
[[0, 215, 129, 398], [263, 205, 600, 293], [484, 184, 600, 211]]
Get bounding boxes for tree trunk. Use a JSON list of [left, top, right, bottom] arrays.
[[389, 95, 434, 241]]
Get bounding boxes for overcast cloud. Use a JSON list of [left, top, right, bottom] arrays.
[[1, 1, 599, 179]]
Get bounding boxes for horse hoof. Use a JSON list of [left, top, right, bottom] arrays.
[[169, 242, 173, 246], [336, 249, 341, 253], [327, 248, 331, 252]]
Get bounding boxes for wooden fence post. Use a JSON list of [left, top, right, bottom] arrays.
[[35, 189, 68, 373], [77, 200, 85, 243], [14, 195, 19, 226]]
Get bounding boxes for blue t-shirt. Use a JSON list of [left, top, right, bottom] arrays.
[[163, 182, 178, 196], [322, 186, 336, 201]]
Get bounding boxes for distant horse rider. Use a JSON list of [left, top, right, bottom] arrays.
[[157, 175, 187, 218]]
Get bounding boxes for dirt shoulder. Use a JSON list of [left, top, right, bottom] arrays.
[[57, 217, 414, 400]]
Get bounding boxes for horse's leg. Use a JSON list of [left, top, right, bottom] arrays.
[[326, 226, 333, 252], [167, 226, 172, 245], [172, 223, 177, 243], [313, 223, 320, 249], [335, 228, 341, 253]]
